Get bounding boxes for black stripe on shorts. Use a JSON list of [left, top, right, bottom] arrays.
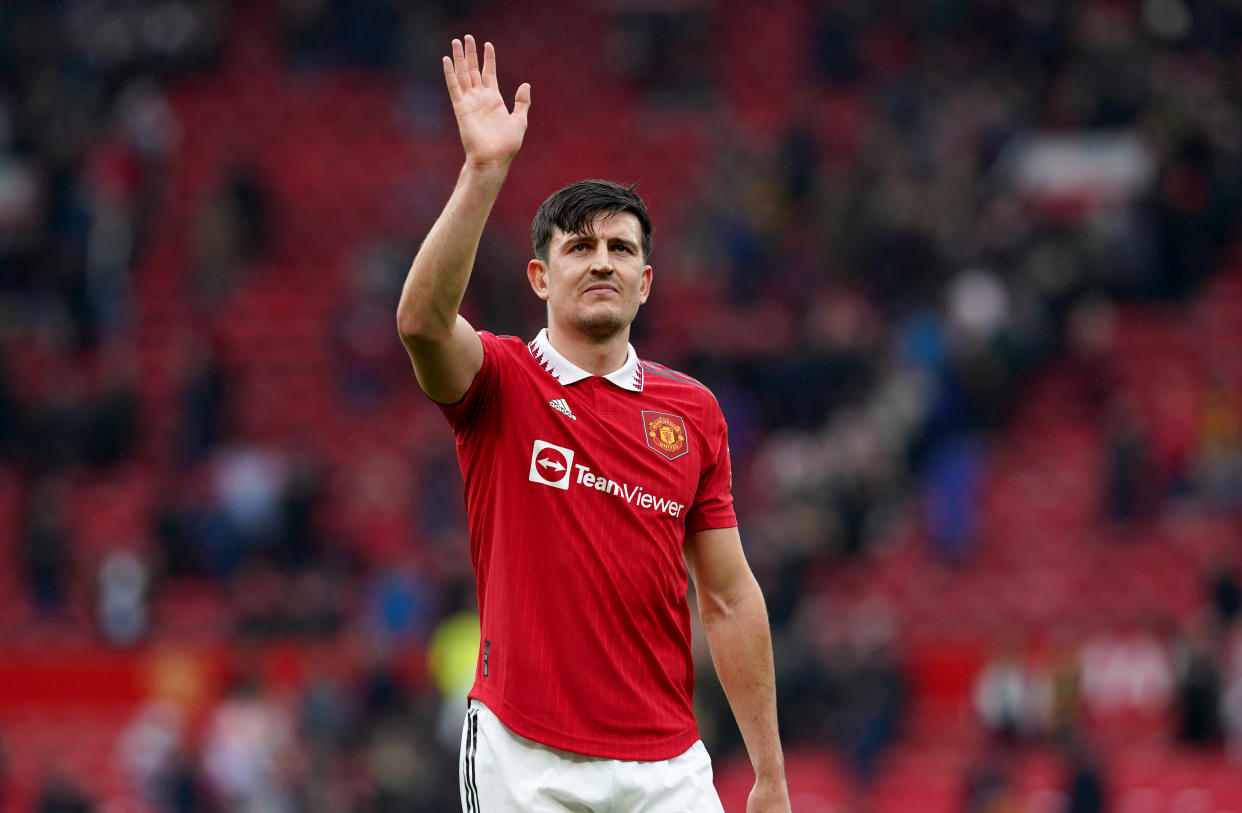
[[465, 706, 480, 812]]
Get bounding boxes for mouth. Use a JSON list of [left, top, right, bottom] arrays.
[[583, 285, 619, 296]]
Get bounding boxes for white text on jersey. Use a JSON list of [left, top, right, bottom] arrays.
[[573, 464, 684, 518]]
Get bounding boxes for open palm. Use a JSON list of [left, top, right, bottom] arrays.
[[443, 35, 531, 167]]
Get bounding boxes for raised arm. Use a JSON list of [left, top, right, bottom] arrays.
[[396, 36, 531, 404], [684, 527, 791, 813]]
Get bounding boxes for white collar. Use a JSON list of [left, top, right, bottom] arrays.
[[528, 329, 644, 392]]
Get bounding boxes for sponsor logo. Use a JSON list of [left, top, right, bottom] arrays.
[[529, 440, 574, 489], [527, 440, 684, 516], [573, 463, 684, 517], [642, 411, 688, 460], [548, 398, 576, 420]]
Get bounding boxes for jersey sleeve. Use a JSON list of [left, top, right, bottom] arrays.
[[435, 330, 505, 434], [686, 403, 737, 532]]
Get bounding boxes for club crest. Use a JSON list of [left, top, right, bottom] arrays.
[[642, 411, 688, 460]]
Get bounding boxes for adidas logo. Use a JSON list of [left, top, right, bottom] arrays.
[[548, 398, 576, 421]]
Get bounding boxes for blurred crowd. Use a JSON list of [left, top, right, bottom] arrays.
[[3, 0, 1242, 811]]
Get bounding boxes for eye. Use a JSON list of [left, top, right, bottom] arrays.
[[612, 244, 633, 254], [571, 243, 590, 252]]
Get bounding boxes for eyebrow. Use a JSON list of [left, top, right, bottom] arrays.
[[558, 233, 639, 251]]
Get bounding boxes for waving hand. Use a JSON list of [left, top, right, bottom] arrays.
[[443, 35, 531, 168]]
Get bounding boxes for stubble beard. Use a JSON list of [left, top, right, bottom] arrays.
[[571, 307, 630, 340]]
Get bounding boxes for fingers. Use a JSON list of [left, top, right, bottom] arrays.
[[513, 82, 532, 124], [481, 41, 497, 89], [451, 38, 469, 92], [447, 36, 520, 105], [442, 56, 461, 103], [464, 34, 482, 88]]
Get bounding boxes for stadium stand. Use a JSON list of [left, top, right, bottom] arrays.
[[3, 1, 1242, 811]]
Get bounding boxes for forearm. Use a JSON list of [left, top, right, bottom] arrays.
[[700, 581, 786, 782], [396, 160, 510, 342]]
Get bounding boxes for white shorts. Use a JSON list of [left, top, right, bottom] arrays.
[[459, 699, 725, 812]]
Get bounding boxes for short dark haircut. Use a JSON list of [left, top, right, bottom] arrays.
[[531, 180, 653, 262]]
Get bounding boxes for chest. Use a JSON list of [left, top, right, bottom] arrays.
[[498, 374, 703, 517]]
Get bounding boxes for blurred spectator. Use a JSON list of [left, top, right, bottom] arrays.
[[1221, 623, 1242, 762], [960, 752, 1021, 813], [85, 342, 140, 466], [180, 467, 244, 578], [96, 549, 150, 646], [82, 131, 141, 341], [1063, 297, 1117, 415], [1063, 741, 1108, 813], [300, 668, 350, 755], [333, 265, 409, 412], [274, 451, 327, 571], [20, 365, 90, 473], [209, 443, 288, 557], [609, 5, 713, 104], [0, 347, 16, 463], [945, 268, 1011, 353], [118, 700, 186, 808], [35, 772, 95, 813], [1044, 631, 1084, 747], [1174, 622, 1224, 746], [356, 646, 409, 726], [1103, 395, 1153, 524], [922, 433, 985, 563], [20, 475, 72, 614], [230, 561, 285, 640], [1078, 630, 1172, 719], [834, 599, 905, 785], [1208, 557, 1242, 632], [298, 665, 352, 812], [161, 750, 209, 813], [779, 595, 905, 786], [279, 0, 335, 68], [201, 676, 298, 812], [1192, 375, 1242, 509], [427, 581, 480, 748], [337, 451, 416, 565], [178, 332, 230, 463], [364, 555, 436, 644], [975, 641, 1050, 745], [282, 569, 344, 638], [189, 165, 271, 302], [363, 716, 441, 813], [279, 0, 405, 71], [153, 480, 203, 579]]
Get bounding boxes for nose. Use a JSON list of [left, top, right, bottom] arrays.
[[588, 243, 613, 273]]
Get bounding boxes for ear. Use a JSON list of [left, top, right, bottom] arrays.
[[637, 264, 652, 305], [527, 258, 550, 301]]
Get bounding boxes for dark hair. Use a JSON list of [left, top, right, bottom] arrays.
[[531, 180, 653, 262]]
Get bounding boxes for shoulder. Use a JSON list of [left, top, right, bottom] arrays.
[[639, 360, 731, 453], [478, 330, 528, 349], [639, 359, 720, 407], [478, 331, 536, 364]]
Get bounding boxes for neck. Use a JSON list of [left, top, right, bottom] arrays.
[[546, 324, 631, 377]]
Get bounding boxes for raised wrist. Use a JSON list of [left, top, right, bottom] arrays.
[[463, 156, 514, 176]]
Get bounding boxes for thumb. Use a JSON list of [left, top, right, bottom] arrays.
[[512, 82, 531, 123]]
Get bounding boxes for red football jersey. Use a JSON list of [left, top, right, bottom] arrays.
[[437, 329, 737, 760]]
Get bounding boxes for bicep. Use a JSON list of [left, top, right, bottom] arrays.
[[400, 314, 485, 405], [684, 526, 759, 619]]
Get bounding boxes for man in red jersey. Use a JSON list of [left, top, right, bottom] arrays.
[[396, 35, 790, 812]]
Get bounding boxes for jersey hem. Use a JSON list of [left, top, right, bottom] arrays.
[[469, 689, 702, 762]]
